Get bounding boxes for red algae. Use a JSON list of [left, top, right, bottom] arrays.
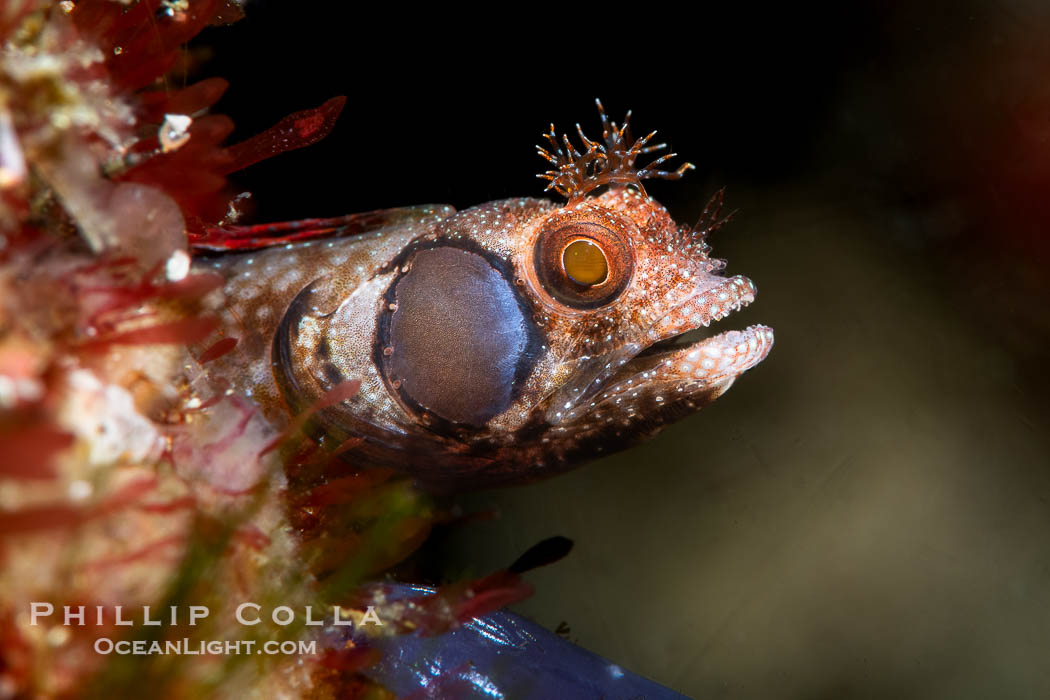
[[195, 335, 238, 364], [0, 4, 544, 699], [221, 95, 348, 174]]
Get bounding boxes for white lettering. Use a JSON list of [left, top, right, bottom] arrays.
[[332, 605, 353, 626], [188, 606, 209, 625], [64, 606, 85, 626], [304, 605, 323, 626], [271, 605, 294, 626], [235, 602, 260, 625], [114, 606, 132, 626], [29, 602, 53, 625], [142, 606, 161, 626], [360, 606, 384, 626]]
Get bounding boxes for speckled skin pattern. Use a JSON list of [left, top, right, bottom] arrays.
[[196, 189, 772, 488]]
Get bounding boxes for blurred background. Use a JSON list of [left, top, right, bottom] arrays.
[[194, 2, 1050, 697]]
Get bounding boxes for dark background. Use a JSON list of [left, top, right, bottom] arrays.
[[195, 3, 1050, 698], [200, 3, 875, 215]]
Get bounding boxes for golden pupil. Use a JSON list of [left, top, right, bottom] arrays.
[[562, 239, 608, 285]]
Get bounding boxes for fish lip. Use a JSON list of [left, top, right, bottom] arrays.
[[617, 274, 772, 383], [544, 274, 772, 424], [621, 323, 774, 382], [552, 321, 773, 428], [643, 274, 758, 344]]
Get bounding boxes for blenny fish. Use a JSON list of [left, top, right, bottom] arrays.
[[195, 102, 773, 488]]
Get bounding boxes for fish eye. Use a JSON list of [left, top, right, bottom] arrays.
[[534, 221, 633, 309], [562, 239, 608, 285]]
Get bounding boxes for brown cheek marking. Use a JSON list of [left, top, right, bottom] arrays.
[[195, 208, 452, 439], [195, 247, 332, 421], [271, 281, 323, 417]]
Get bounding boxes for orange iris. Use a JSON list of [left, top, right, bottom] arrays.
[[562, 239, 608, 285]]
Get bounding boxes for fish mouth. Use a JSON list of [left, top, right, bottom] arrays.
[[623, 323, 774, 384], [610, 274, 773, 393], [544, 274, 772, 425]]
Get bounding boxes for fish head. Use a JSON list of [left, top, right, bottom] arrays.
[[228, 104, 773, 487]]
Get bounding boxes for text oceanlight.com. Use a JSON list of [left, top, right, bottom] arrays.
[[29, 602, 385, 656], [93, 638, 318, 656]]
